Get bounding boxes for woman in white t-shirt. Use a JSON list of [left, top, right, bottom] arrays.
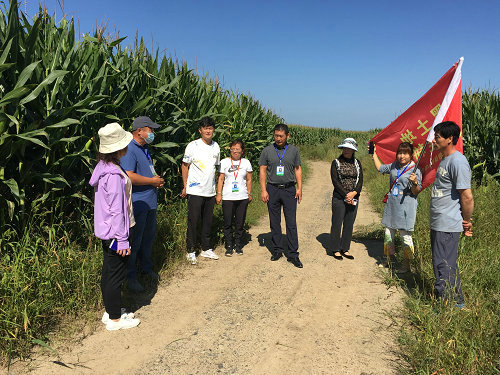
[[216, 140, 253, 256]]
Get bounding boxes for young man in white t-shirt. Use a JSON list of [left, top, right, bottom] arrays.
[[181, 117, 220, 264]]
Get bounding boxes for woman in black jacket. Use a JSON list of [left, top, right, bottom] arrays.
[[330, 138, 363, 260]]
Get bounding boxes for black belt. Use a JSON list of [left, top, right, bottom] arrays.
[[268, 182, 295, 189]]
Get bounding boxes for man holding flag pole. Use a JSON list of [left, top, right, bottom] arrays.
[[370, 57, 474, 308]]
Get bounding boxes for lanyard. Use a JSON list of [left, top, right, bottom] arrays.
[[119, 165, 128, 175], [138, 144, 151, 161], [396, 162, 413, 180], [274, 144, 288, 165], [230, 158, 242, 181]]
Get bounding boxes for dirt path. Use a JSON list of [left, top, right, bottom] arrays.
[[15, 160, 403, 375]]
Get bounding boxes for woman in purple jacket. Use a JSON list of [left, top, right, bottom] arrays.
[[89, 123, 140, 331]]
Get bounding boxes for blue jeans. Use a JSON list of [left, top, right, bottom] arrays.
[[128, 208, 157, 280]]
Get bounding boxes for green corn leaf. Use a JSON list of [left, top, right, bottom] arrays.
[[0, 62, 15, 73], [130, 96, 153, 114], [152, 141, 178, 149], [14, 135, 50, 149], [0, 38, 13, 64], [19, 70, 69, 105], [46, 118, 80, 129], [109, 36, 127, 48], [0, 86, 31, 106], [14, 60, 41, 88], [2, 178, 20, 199], [71, 192, 92, 203]]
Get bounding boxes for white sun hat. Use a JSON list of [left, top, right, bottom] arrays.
[[98, 123, 133, 154], [337, 137, 358, 151]]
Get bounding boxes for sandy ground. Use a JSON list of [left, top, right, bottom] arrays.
[[10, 160, 403, 375]]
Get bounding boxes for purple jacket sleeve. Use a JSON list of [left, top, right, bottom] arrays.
[[104, 174, 130, 250]]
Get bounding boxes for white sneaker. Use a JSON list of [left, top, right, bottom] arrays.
[[200, 249, 219, 260], [186, 252, 197, 265], [101, 308, 135, 324], [106, 316, 140, 331]]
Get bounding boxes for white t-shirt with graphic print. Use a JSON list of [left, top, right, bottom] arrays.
[[220, 157, 253, 201], [183, 139, 220, 197]]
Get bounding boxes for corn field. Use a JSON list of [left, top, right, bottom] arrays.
[[288, 125, 345, 145], [462, 88, 500, 183], [0, 0, 284, 236]]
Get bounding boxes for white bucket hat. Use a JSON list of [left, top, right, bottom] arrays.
[[338, 137, 358, 151], [98, 123, 133, 154]]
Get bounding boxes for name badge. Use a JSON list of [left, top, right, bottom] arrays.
[[232, 181, 239, 192], [149, 161, 156, 176], [276, 165, 284, 176], [392, 186, 399, 196]]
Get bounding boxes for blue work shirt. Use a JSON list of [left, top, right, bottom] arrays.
[[120, 139, 158, 212]]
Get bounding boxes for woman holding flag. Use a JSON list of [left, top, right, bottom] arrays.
[[371, 142, 422, 273]]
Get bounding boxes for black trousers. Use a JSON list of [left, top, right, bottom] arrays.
[[267, 183, 299, 259], [330, 196, 358, 252], [222, 199, 249, 249], [186, 195, 216, 252], [431, 230, 464, 304], [101, 240, 128, 320]]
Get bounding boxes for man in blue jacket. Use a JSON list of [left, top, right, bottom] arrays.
[[121, 116, 165, 292]]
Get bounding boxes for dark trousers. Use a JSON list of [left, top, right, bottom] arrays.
[[431, 230, 464, 304], [128, 208, 157, 280], [101, 240, 128, 320], [330, 196, 358, 252], [222, 199, 249, 249], [267, 183, 299, 259], [187, 195, 216, 252]]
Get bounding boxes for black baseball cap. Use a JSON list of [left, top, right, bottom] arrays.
[[132, 116, 161, 131]]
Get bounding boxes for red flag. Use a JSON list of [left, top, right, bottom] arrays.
[[371, 58, 463, 189]]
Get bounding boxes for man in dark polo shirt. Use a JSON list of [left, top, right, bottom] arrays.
[[121, 116, 165, 292], [259, 123, 303, 268]]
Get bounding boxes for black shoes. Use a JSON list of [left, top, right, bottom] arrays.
[[342, 251, 354, 260], [270, 253, 282, 261], [225, 248, 233, 257], [235, 247, 243, 255], [332, 252, 343, 260], [287, 257, 303, 268]]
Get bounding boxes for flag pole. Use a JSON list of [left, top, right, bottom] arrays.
[[412, 141, 429, 173]]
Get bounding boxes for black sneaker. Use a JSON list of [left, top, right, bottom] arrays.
[[235, 247, 243, 255], [225, 248, 233, 257]]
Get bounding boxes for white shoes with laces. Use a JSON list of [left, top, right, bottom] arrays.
[[101, 308, 135, 324], [200, 249, 219, 260], [105, 316, 140, 331], [186, 252, 197, 265], [102, 309, 140, 331]]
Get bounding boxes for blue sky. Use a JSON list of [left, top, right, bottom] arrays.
[[23, 0, 500, 130]]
